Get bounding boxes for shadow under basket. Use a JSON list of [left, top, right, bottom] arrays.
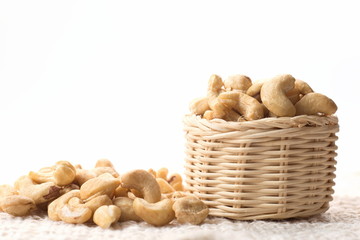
[[183, 114, 339, 220]]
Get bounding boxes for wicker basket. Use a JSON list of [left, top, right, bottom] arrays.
[[183, 114, 339, 220]]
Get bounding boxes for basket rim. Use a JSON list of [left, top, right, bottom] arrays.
[[184, 114, 338, 130]]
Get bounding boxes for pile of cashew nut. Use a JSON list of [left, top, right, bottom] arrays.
[[0, 159, 209, 228], [190, 74, 337, 121]]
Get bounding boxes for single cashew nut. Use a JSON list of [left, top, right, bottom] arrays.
[[14, 175, 62, 205], [95, 158, 115, 168], [218, 91, 264, 120], [172, 196, 209, 225], [121, 170, 161, 203], [48, 190, 81, 221], [156, 178, 175, 194], [156, 168, 168, 180], [93, 205, 121, 229], [113, 197, 142, 222], [224, 74, 252, 93], [75, 166, 119, 186], [189, 97, 210, 115], [80, 173, 120, 201], [295, 92, 337, 116], [0, 195, 36, 216], [29, 161, 76, 186], [260, 74, 296, 117], [133, 198, 175, 226], [58, 200, 92, 224], [167, 174, 184, 191]]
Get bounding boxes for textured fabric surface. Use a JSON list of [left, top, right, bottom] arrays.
[[1, 195, 360, 240]]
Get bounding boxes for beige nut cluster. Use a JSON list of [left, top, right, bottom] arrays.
[[190, 74, 337, 120], [0, 160, 208, 228]]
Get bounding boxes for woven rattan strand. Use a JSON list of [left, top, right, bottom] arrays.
[[183, 114, 339, 220]]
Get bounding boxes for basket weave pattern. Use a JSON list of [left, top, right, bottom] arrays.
[[183, 115, 339, 220]]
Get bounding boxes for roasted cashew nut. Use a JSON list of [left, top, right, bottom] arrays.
[[113, 197, 142, 222], [93, 205, 121, 229], [121, 170, 161, 203], [224, 74, 252, 93], [156, 178, 175, 194], [218, 91, 264, 120], [133, 198, 175, 226], [0, 195, 36, 216], [189, 97, 210, 116], [80, 173, 120, 201], [29, 161, 76, 186], [47, 189, 81, 221], [172, 196, 209, 225], [14, 175, 62, 205], [295, 92, 337, 116], [260, 74, 296, 117]]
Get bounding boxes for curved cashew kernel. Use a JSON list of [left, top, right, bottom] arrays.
[[172, 196, 209, 225], [246, 78, 269, 97], [224, 74, 252, 93], [156, 168, 168, 180], [295, 79, 313, 95], [58, 201, 92, 224], [0, 195, 36, 216], [156, 178, 175, 194], [113, 197, 142, 222], [295, 92, 337, 116], [133, 198, 175, 226], [48, 190, 81, 221], [218, 91, 264, 120], [95, 158, 114, 168], [29, 161, 76, 186], [260, 74, 296, 117], [80, 173, 120, 201], [15, 175, 62, 204], [189, 97, 210, 115], [93, 205, 121, 229], [121, 170, 161, 203], [207, 74, 224, 109]]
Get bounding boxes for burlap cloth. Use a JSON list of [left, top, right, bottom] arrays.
[[1, 194, 359, 240]]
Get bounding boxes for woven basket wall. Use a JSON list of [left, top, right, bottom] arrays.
[[183, 114, 339, 220]]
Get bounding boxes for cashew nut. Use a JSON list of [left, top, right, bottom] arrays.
[[95, 158, 115, 168], [93, 205, 121, 229], [133, 198, 175, 226], [75, 166, 119, 186], [167, 174, 184, 191], [189, 97, 210, 115], [172, 196, 209, 225], [121, 169, 161, 203], [84, 194, 112, 213], [156, 178, 175, 194], [0, 195, 36, 216], [113, 197, 142, 222], [260, 74, 296, 117], [224, 74, 252, 93], [14, 175, 62, 205], [80, 173, 120, 201], [295, 79, 314, 95], [47, 190, 81, 221], [58, 197, 92, 224], [156, 168, 168, 180], [29, 161, 76, 186], [295, 92, 337, 116], [218, 91, 264, 120]]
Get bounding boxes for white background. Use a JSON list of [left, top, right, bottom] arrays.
[[0, 1, 359, 186]]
